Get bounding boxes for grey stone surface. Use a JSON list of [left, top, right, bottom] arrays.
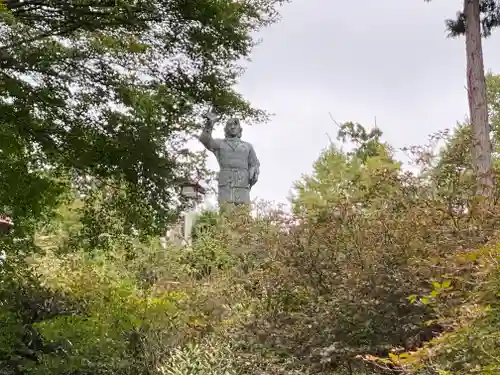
[[198, 110, 260, 206]]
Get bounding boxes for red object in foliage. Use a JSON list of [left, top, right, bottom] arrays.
[[0, 215, 13, 232]]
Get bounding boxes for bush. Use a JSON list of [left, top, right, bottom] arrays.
[[158, 340, 239, 375], [178, 124, 500, 375], [0, 244, 212, 375], [379, 243, 500, 375], [0, 260, 79, 375], [6, 119, 500, 375], [190, 210, 220, 243]]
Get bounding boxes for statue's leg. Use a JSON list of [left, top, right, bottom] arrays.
[[232, 187, 250, 205], [218, 185, 231, 204]]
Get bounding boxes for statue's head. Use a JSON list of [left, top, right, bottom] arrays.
[[224, 118, 242, 138]]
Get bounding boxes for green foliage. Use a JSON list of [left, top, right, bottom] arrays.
[[292, 123, 400, 217], [487, 71, 500, 144], [158, 341, 239, 375], [179, 207, 278, 279], [5, 113, 500, 375], [423, 74, 500, 207], [0, 248, 200, 375], [0, 260, 78, 375], [426, 0, 500, 37], [378, 245, 500, 375], [337, 121, 384, 161], [8, 108, 500, 375], [16, 1, 500, 375], [0, 5, 295, 372], [191, 209, 221, 243], [181, 231, 237, 280]]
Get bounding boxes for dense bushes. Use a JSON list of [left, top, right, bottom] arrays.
[[6, 87, 500, 374], [3, 132, 499, 374], [4, 0, 500, 372], [159, 120, 500, 374], [0, 250, 187, 375], [381, 243, 500, 374]]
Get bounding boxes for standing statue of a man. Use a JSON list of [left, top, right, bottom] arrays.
[[198, 109, 260, 206]]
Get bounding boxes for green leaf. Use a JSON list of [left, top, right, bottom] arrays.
[[421, 297, 431, 305], [388, 353, 399, 362], [442, 279, 452, 289]]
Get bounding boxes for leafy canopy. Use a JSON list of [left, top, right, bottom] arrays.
[[0, 0, 287, 236]]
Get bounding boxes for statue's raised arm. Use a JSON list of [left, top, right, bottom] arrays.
[[198, 109, 221, 152]]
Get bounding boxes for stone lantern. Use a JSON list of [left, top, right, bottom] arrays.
[[179, 180, 206, 203], [180, 180, 206, 244], [163, 180, 207, 248]]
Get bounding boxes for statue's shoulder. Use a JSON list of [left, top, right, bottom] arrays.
[[211, 137, 226, 146]]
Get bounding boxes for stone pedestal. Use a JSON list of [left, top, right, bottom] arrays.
[[183, 210, 199, 245], [164, 210, 201, 248]]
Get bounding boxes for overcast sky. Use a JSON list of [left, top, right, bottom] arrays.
[[200, 0, 500, 207]]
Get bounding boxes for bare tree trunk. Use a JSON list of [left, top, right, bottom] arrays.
[[464, 0, 494, 200]]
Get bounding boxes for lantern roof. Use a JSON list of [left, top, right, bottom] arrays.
[[178, 179, 207, 196]]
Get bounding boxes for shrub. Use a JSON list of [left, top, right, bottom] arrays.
[[0, 247, 207, 375], [190, 210, 220, 243], [376, 243, 500, 375], [8, 118, 500, 375], [188, 124, 500, 374], [0, 260, 79, 375], [158, 340, 239, 375]]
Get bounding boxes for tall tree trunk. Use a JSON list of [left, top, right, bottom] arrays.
[[464, 0, 494, 200]]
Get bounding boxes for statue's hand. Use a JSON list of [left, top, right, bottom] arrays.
[[202, 108, 220, 124], [249, 167, 259, 187]]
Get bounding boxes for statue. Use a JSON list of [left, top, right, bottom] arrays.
[[198, 109, 260, 207]]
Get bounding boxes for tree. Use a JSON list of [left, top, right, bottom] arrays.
[[423, 74, 500, 211], [462, 0, 493, 200], [486, 72, 500, 149], [0, 0, 287, 237], [427, 0, 500, 200], [292, 122, 401, 217]]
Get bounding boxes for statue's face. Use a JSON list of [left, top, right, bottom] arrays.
[[225, 118, 241, 138]]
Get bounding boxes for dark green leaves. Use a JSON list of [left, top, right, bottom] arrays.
[[0, 0, 286, 235], [441, 0, 500, 37]]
